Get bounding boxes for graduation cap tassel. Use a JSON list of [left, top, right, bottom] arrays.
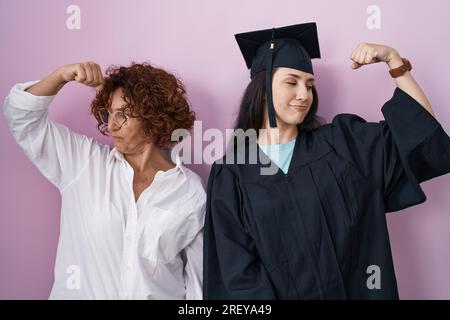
[[265, 28, 277, 128]]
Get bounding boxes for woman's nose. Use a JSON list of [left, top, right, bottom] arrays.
[[296, 87, 308, 101], [108, 120, 119, 132]]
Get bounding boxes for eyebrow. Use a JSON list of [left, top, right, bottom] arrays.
[[286, 74, 315, 82]]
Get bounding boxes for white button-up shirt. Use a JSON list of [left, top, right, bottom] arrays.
[[3, 81, 206, 300]]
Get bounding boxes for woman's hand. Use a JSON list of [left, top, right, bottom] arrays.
[[349, 43, 400, 69], [349, 43, 436, 118], [25, 61, 104, 96], [57, 62, 104, 91]]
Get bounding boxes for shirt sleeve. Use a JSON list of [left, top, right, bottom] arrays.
[[3, 81, 100, 191], [183, 230, 204, 300], [203, 163, 277, 299], [325, 87, 450, 213], [180, 179, 207, 300]]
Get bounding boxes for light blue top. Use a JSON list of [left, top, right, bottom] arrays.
[[258, 138, 296, 174]]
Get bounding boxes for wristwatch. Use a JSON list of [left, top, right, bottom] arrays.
[[389, 58, 412, 78]]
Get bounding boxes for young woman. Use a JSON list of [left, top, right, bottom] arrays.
[[3, 62, 205, 299], [203, 23, 450, 299]]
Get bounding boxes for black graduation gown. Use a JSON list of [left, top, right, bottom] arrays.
[[203, 87, 450, 299]]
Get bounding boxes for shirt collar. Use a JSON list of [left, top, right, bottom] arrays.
[[112, 147, 125, 161], [112, 147, 187, 178], [169, 152, 187, 178]]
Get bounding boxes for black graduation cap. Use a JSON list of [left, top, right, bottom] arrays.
[[235, 22, 321, 128]]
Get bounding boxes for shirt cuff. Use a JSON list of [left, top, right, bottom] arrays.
[[7, 81, 56, 111]]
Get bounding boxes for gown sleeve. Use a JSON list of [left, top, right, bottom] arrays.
[[203, 162, 277, 299], [326, 87, 450, 213]]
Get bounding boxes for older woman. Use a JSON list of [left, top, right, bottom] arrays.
[[3, 62, 206, 299]]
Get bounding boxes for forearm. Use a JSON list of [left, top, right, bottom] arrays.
[[25, 68, 67, 96], [387, 53, 436, 118]]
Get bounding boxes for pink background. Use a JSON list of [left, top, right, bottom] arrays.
[[1, 0, 450, 299]]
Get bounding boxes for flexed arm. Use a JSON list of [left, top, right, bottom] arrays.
[[350, 42, 436, 118], [26, 62, 103, 96], [3, 62, 104, 190]]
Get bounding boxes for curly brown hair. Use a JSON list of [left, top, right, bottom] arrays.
[[91, 62, 195, 149]]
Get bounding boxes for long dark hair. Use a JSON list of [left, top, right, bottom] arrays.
[[234, 71, 325, 134]]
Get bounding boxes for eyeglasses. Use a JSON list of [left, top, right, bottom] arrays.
[[98, 109, 130, 129]]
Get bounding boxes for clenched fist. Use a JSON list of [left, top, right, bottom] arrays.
[[57, 61, 104, 92], [349, 43, 399, 69]]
